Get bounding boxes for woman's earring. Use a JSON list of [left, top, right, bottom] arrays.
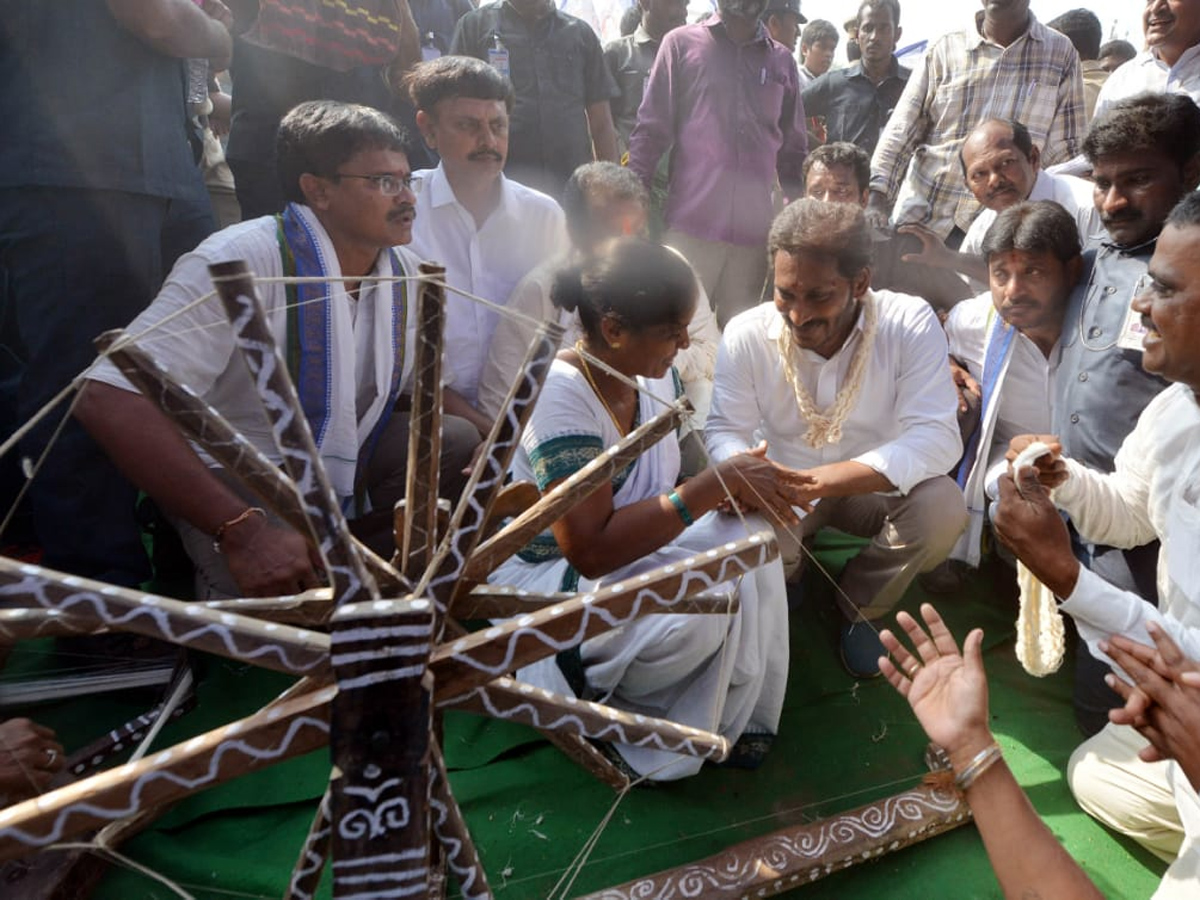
[[611, 343, 622, 350]]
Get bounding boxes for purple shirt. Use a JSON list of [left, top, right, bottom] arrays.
[[627, 14, 807, 247]]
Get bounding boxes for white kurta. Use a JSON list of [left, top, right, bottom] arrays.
[[1093, 45, 1200, 122], [491, 360, 789, 780]]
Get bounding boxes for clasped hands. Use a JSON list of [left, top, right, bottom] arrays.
[[1104, 624, 1200, 792], [713, 441, 818, 526]]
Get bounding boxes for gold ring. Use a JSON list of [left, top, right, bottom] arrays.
[[906, 663, 920, 678]]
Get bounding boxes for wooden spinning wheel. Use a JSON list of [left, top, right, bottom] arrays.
[[0, 262, 971, 899]]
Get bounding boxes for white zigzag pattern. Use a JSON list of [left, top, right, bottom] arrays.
[[448, 546, 764, 678], [0, 714, 331, 847], [455, 682, 723, 758], [5, 574, 324, 671]]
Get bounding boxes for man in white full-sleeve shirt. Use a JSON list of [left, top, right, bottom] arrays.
[[406, 56, 567, 438], [706, 199, 966, 678], [992, 192, 1200, 900]]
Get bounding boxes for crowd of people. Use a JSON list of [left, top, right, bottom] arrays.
[[2, 0, 1200, 895]]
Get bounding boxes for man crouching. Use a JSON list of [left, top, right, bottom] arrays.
[[76, 101, 479, 599]]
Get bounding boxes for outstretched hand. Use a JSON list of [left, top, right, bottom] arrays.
[[1104, 623, 1200, 792], [223, 518, 325, 598], [878, 604, 994, 766]]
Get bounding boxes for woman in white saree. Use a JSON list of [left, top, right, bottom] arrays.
[[491, 238, 807, 781]]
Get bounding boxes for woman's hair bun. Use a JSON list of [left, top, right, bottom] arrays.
[[550, 265, 585, 314]]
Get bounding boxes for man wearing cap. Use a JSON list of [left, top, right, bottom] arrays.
[[628, 0, 807, 328], [762, 0, 806, 53], [801, 0, 908, 157]]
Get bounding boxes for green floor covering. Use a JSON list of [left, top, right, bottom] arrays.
[[8, 535, 1167, 899]]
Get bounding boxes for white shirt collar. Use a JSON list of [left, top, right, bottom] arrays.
[[425, 163, 517, 222]]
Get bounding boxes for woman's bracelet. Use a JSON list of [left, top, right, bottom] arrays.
[[212, 506, 266, 552], [954, 741, 1003, 792], [666, 490, 695, 526]]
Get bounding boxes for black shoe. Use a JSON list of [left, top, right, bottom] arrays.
[[919, 559, 971, 595]]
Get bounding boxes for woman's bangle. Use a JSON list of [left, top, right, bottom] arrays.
[[666, 490, 694, 526], [212, 506, 266, 552], [954, 741, 1003, 792]]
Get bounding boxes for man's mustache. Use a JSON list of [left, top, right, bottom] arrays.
[[1101, 210, 1141, 226], [469, 150, 503, 162]]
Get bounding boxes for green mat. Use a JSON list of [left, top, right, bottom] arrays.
[[7, 535, 1166, 899]]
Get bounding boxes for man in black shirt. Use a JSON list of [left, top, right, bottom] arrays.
[[452, 0, 620, 199], [800, 0, 908, 156], [604, 0, 688, 155]]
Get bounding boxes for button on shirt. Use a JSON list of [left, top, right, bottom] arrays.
[[800, 59, 911, 156], [870, 12, 1084, 239], [627, 14, 808, 247], [408, 166, 567, 406], [1055, 242, 1170, 474], [451, 2, 619, 198], [706, 293, 961, 494], [1093, 45, 1200, 121]]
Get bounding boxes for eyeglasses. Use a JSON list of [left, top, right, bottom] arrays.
[[332, 172, 416, 196]]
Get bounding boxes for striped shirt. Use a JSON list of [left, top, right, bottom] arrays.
[[870, 12, 1084, 239]]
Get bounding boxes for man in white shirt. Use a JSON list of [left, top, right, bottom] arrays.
[[992, 191, 1200, 900], [1092, 0, 1200, 121], [943, 200, 1082, 570], [707, 199, 966, 678], [75, 101, 479, 599], [900, 119, 1101, 289], [406, 55, 568, 438]]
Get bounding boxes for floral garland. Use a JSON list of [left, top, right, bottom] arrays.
[[776, 292, 878, 449]]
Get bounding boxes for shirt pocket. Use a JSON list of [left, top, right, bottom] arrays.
[[750, 70, 788, 132], [548, 49, 588, 103], [1166, 486, 1200, 606]]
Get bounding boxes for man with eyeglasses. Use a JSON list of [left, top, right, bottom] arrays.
[[76, 101, 480, 600], [405, 56, 567, 439], [1051, 92, 1200, 736]]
